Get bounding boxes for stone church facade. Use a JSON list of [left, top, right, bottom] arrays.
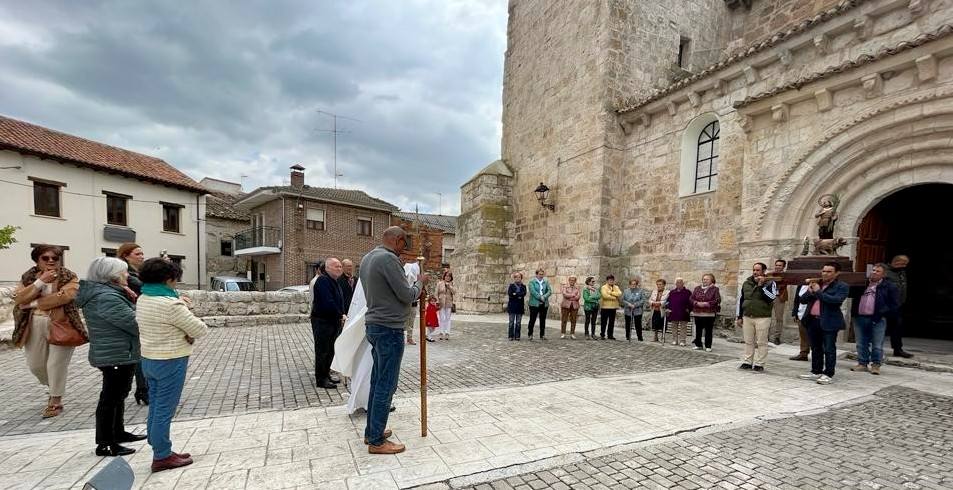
[[456, 0, 953, 334]]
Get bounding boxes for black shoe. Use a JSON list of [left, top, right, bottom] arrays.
[[389, 405, 396, 412], [789, 355, 809, 361], [134, 392, 149, 406], [608, 337, 616, 340], [739, 363, 753, 370], [96, 444, 136, 457], [317, 379, 337, 389], [894, 350, 914, 358], [753, 366, 765, 373], [117, 432, 147, 443]]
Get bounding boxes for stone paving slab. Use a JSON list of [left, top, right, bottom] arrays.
[[458, 385, 953, 490], [1, 347, 951, 490], [0, 320, 727, 436]]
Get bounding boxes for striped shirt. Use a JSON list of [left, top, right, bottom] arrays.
[[136, 295, 209, 360]]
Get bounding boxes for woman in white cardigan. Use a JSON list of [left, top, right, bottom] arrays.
[[136, 258, 208, 473]]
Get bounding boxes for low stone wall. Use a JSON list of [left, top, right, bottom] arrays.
[[180, 290, 310, 328], [0, 287, 14, 324]]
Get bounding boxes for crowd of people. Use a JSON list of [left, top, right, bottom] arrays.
[[12, 243, 208, 472], [9, 233, 913, 465], [506, 269, 724, 351]]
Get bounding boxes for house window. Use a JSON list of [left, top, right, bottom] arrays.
[[694, 121, 720, 193], [306, 209, 325, 230], [221, 239, 233, 256], [357, 217, 373, 236], [31, 178, 62, 217], [102, 248, 117, 257], [162, 203, 182, 233], [167, 254, 184, 268], [104, 192, 129, 226]]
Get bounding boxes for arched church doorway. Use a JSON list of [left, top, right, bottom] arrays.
[[855, 183, 953, 340]]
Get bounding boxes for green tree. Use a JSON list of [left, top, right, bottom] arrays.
[[0, 225, 18, 250]]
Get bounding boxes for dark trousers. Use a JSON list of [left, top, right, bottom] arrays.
[[95, 364, 135, 445], [364, 324, 404, 446], [625, 314, 643, 341], [693, 316, 716, 349], [528, 305, 547, 338], [807, 319, 838, 377], [887, 312, 904, 352], [312, 318, 339, 382], [134, 363, 147, 398], [584, 309, 599, 337], [600, 309, 617, 339]]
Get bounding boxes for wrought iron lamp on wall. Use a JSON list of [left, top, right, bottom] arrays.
[[534, 182, 555, 211]]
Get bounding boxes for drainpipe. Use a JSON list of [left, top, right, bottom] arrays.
[[280, 194, 286, 288], [196, 193, 203, 289]]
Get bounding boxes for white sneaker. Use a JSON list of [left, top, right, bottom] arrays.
[[679, 341, 686, 347], [705, 348, 712, 352], [767, 342, 778, 348], [692, 346, 701, 350], [560, 334, 566, 339], [671, 341, 678, 345], [570, 335, 576, 340], [799, 373, 821, 380], [816, 375, 833, 385]]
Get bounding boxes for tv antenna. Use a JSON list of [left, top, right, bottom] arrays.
[[316, 110, 361, 188]]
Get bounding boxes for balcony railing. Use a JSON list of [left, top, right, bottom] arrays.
[[234, 226, 282, 253]]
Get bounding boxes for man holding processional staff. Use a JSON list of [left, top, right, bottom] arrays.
[[356, 226, 428, 455]]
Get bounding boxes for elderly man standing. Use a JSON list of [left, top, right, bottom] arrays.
[[338, 259, 356, 315], [360, 226, 427, 454], [850, 263, 900, 375], [313, 258, 345, 390], [737, 262, 778, 373]]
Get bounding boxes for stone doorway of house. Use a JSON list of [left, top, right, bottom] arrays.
[[855, 183, 953, 343]]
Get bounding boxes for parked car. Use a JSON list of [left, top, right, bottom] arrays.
[[209, 276, 257, 292], [278, 285, 310, 293]]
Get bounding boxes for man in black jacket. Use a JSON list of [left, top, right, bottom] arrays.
[[338, 259, 356, 315], [312, 257, 345, 389]]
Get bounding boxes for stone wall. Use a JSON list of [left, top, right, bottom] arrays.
[[0, 286, 13, 331], [181, 290, 310, 328]]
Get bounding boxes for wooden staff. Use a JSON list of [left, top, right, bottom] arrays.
[[414, 208, 429, 437]]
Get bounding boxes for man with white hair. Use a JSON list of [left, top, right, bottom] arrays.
[[312, 258, 345, 389]]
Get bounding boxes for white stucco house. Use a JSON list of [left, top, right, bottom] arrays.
[[0, 115, 208, 287]]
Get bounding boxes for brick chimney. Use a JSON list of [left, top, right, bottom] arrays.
[[290, 164, 305, 189]]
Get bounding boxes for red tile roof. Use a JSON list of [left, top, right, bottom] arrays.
[[0, 115, 206, 193]]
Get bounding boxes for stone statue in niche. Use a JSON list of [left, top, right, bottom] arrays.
[[814, 194, 839, 239]]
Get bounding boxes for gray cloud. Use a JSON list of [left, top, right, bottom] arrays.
[[0, 0, 506, 214]]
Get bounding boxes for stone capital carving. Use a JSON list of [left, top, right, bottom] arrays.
[[815, 89, 833, 112], [813, 34, 829, 55], [854, 15, 872, 40], [916, 54, 938, 83], [714, 78, 728, 96], [687, 91, 701, 107], [909, 0, 927, 16], [777, 48, 792, 66], [743, 65, 758, 85], [861, 73, 883, 98], [739, 115, 753, 133], [771, 103, 789, 123], [666, 100, 677, 116], [640, 113, 651, 127]]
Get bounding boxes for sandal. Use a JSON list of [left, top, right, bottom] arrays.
[[42, 404, 63, 418]]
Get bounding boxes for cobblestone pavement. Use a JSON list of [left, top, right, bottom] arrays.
[[0, 320, 727, 436], [460, 386, 953, 490]]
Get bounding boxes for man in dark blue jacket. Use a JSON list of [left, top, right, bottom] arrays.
[[312, 257, 345, 389], [798, 262, 849, 385], [850, 263, 900, 375]]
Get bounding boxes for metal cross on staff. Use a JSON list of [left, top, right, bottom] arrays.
[[414, 206, 429, 437]]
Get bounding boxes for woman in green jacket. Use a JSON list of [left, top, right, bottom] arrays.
[[582, 277, 601, 340], [76, 257, 146, 457]]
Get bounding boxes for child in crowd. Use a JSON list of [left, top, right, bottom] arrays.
[[425, 295, 439, 342]]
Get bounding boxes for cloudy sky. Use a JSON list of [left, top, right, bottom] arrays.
[[0, 1, 507, 215]]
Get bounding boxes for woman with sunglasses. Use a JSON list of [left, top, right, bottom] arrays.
[[12, 245, 84, 418]]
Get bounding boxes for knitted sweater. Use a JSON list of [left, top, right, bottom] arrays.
[[136, 295, 208, 360]]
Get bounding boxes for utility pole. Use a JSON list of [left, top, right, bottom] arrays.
[[316, 110, 361, 189]]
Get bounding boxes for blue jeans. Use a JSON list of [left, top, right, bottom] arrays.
[[364, 324, 405, 446], [806, 319, 838, 377], [141, 357, 189, 459], [508, 313, 522, 339], [854, 316, 886, 365]]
